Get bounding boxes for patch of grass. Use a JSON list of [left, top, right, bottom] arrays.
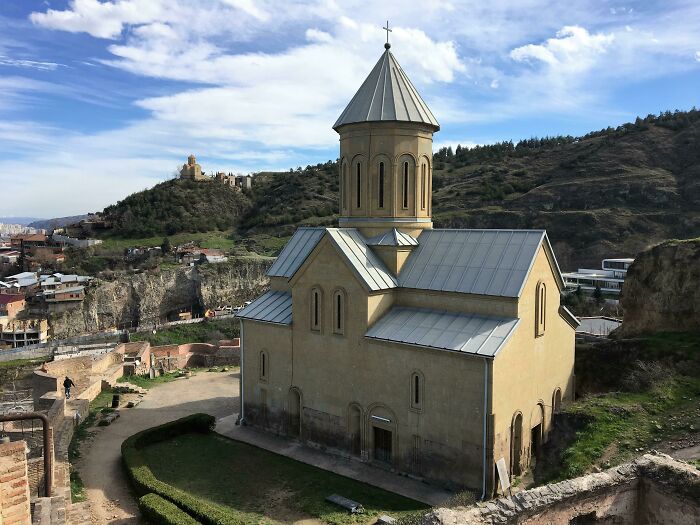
[[549, 375, 700, 481], [0, 358, 44, 369], [129, 318, 239, 346], [142, 432, 427, 525], [70, 470, 86, 503]]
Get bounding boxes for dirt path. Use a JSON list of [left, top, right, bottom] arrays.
[[75, 371, 239, 524]]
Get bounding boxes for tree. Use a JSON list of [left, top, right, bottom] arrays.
[[592, 285, 603, 304], [161, 236, 172, 254]]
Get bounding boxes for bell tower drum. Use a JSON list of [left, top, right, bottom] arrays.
[[333, 39, 439, 238]]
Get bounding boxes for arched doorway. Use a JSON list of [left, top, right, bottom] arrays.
[[287, 388, 301, 438], [348, 404, 362, 456], [511, 412, 523, 476], [552, 389, 562, 421], [530, 403, 545, 466]]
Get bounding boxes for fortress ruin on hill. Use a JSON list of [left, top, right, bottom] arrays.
[[179, 154, 253, 190]]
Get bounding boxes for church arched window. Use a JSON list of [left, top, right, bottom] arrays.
[[402, 161, 409, 209], [333, 289, 345, 334], [311, 287, 322, 332], [356, 163, 361, 208], [341, 162, 348, 211], [378, 162, 385, 209], [259, 350, 268, 382], [420, 163, 427, 210], [536, 281, 546, 336], [410, 371, 424, 410]]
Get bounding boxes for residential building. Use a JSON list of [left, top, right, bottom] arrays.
[[0, 318, 48, 348], [39, 273, 92, 303], [562, 258, 635, 295], [237, 43, 578, 494], [3, 272, 39, 295], [0, 294, 26, 319], [10, 233, 48, 249], [176, 247, 227, 265]]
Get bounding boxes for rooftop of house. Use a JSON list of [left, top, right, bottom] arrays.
[[0, 294, 25, 305]]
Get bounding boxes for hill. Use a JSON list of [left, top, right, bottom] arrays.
[[0, 216, 44, 226], [28, 214, 90, 230], [95, 109, 700, 269], [101, 178, 252, 238]]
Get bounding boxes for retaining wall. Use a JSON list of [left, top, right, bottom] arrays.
[[0, 440, 32, 525]]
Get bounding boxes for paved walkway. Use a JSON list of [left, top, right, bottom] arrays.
[[216, 418, 452, 507], [74, 371, 239, 524]]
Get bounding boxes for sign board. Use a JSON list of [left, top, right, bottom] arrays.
[[496, 457, 511, 493]]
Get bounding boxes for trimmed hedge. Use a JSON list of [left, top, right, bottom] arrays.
[[139, 493, 202, 525], [122, 413, 235, 525]]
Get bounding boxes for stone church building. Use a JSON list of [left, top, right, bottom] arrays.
[[238, 42, 578, 494]]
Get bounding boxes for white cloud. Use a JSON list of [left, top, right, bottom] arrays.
[[219, 0, 270, 21], [30, 0, 167, 39], [0, 55, 64, 70], [10, 0, 700, 216], [510, 26, 615, 74]]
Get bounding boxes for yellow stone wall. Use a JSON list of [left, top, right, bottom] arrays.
[[241, 237, 575, 492], [338, 122, 434, 237], [490, 245, 576, 480]]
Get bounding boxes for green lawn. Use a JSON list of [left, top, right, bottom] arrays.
[[129, 318, 239, 346], [143, 432, 428, 525]]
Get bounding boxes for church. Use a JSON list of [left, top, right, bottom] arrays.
[[238, 40, 578, 495]]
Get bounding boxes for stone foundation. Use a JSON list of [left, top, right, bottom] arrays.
[[425, 454, 700, 525]]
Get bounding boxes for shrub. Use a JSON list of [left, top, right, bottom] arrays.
[[139, 493, 202, 525], [123, 414, 234, 525]]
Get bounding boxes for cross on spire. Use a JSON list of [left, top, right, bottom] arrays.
[[383, 20, 392, 49]]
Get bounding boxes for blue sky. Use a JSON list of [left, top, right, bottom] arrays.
[[1, 0, 699, 217]]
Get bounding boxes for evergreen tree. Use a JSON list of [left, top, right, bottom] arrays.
[[161, 236, 172, 254]]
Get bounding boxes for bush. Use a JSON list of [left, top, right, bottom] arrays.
[[122, 414, 234, 525], [139, 493, 202, 525]]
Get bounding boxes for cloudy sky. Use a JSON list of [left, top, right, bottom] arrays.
[[1, 0, 699, 218]]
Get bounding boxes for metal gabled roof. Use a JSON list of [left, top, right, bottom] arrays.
[[238, 291, 292, 325], [399, 229, 547, 298], [366, 228, 418, 247], [333, 48, 440, 131], [267, 228, 325, 278], [366, 306, 519, 358], [326, 228, 398, 291]]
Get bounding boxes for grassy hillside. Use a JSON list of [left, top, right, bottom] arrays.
[[95, 109, 700, 268]]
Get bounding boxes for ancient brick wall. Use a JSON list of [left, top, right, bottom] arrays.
[[0, 440, 32, 525], [425, 454, 700, 525]]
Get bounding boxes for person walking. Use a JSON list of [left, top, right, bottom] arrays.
[[63, 376, 76, 399]]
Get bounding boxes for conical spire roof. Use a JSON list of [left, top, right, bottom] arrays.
[[333, 46, 440, 131]]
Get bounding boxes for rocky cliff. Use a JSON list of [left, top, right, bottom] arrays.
[[49, 257, 271, 338], [616, 238, 700, 336]]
